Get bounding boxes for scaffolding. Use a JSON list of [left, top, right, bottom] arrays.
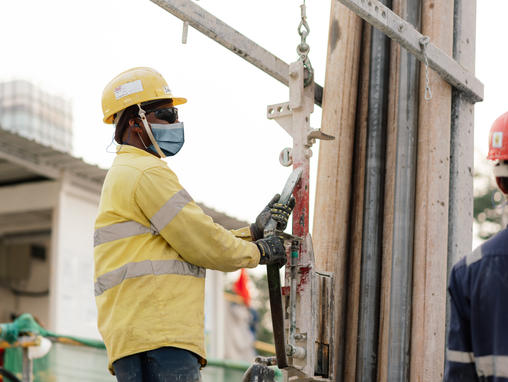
[[148, 0, 482, 381]]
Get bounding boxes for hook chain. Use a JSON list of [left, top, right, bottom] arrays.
[[297, 0, 313, 87]]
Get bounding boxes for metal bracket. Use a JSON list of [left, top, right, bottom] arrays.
[[307, 129, 334, 148], [267, 61, 335, 159], [280, 147, 294, 167], [267, 102, 292, 136], [337, 0, 483, 102], [264, 60, 335, 381], [283, 234, 335, 381]]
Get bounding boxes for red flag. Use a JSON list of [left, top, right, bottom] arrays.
[[233, 268, 251, 307]]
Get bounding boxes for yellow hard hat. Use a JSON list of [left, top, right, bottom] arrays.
[[101, 67, 187, 124]]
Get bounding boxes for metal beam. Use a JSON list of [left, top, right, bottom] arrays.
[[337, 0, 483, 103], [0, 148, 103, 195], [149, 0, 323, 107], [0, 149, 60, 180]]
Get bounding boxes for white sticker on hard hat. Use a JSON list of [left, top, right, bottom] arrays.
[[163, 86, 171, 95], [114, 80, 144, 100], [493, 132, 503, 148]]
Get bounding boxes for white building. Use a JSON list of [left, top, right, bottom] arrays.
[[0, 80, 73, 153]]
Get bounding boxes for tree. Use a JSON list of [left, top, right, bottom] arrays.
[[473, 167, 507, 240]]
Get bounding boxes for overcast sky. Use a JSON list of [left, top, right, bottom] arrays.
[[0, 1, 502, 225]]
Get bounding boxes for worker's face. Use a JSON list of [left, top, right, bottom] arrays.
[[146, 101, 184, 157], [128, 100, 178, 157]]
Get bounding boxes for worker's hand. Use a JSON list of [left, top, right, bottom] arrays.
[[242, 363, 275, 382], [255, 236, 287, 267], [250, 194, 296, 240], [271, 196, 296, 231]]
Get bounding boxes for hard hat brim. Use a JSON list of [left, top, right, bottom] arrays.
[[172, 97, 187, 106]]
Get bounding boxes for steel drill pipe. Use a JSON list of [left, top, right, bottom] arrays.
[[386, 1, 421, 380], [355, 1, 392, 380]]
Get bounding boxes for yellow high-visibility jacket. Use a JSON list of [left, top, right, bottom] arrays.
[[94, 145, 260, 372]]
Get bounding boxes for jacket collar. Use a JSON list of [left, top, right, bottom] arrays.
[[116, 144, 155, 158]]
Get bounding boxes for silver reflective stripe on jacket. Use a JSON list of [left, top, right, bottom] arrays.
[[94, 221, 156, 247], [95, 259, 206, 296], [151, 189, 193, 231], [447, 349, 474, 364], [476, 355, 508, 378], [93, 189, 192, 247]]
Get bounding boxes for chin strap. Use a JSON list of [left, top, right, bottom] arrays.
[[138, 104, 166, 158], [136, 132, 150, 151]]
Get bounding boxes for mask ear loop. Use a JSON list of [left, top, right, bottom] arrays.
[[105, 130, 117, 153], [138, 104, 166, 158], [107, 110, 126, 153], [137, 131, 150, 150]]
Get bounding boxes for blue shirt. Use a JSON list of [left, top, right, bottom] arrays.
[[445, 226, 508, 381]]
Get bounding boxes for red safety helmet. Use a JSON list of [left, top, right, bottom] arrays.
[[488, 111, 508, 193], [488, 111, 508, 161]]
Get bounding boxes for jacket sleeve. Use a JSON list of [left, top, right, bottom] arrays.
[[230, 226, 253, 241], [134, 166, 260, 272], [444, 259, 478, 382]]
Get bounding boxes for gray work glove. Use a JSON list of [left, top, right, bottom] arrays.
[[255, 236, 287, 267], [250, 194, 296, 241]]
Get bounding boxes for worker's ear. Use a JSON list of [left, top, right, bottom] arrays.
[[128, 118, 143, 132]]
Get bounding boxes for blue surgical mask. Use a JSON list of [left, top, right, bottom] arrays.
[[149, 122, 185, 157]]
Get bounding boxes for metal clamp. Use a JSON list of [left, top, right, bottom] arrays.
[[306, 128, 335, 149]]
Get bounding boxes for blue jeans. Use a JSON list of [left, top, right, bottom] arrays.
[[113, 347, 202, 382]]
